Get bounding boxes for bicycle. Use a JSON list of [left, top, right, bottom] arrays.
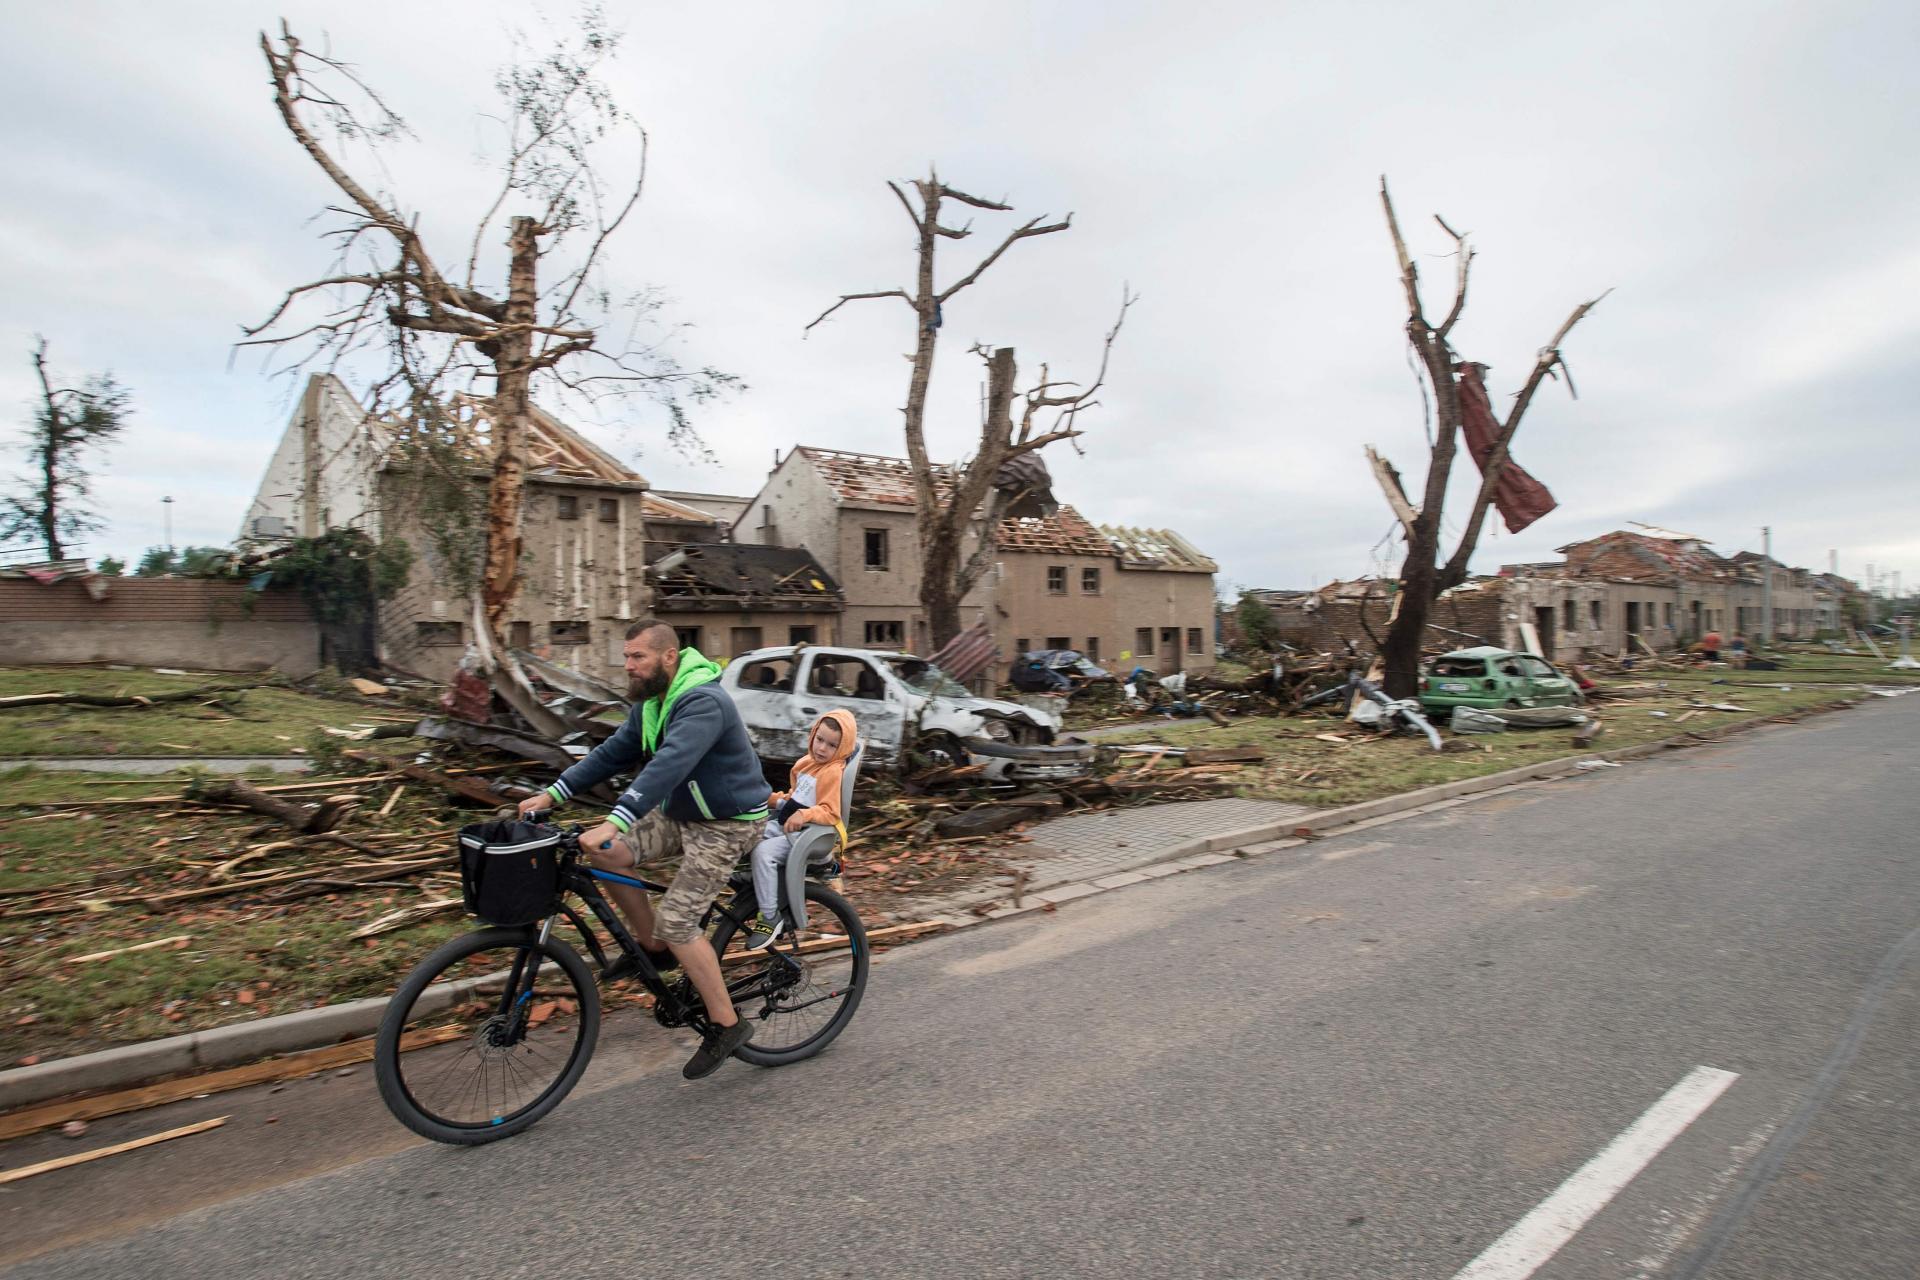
[[373, 823, 868, 1144]]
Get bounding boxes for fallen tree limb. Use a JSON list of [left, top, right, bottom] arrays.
[[0, 683, 265, 710], [191, 780, 356, 834]]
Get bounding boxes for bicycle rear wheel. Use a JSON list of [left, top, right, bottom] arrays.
[[710, 881, 868, 1066], [374, 925, 600, 1144]]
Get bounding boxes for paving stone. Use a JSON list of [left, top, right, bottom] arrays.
[[1035, 882, 1102, 905]]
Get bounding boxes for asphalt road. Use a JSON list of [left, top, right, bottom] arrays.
[[6, 697, 1916, 1279]]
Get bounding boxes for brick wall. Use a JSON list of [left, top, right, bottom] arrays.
[[0, 579, 321, 674]]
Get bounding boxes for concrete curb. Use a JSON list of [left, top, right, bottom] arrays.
[[0, 696, 1862, 1115]]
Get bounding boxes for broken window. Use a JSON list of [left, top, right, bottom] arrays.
[[1016, 637, 1031, 655], [1135, 628, 1155, 656], [1430, 656, 1488, 677], [598, 497, 619, 523], [1589, 600, 1603, 629], [810, 655, 885, 700], [416, 621, 462, 646], [1084, 637, 1100, 662], [674, 626, 702, 651], [1046, 566, 1067, 594], [1562, 601, 1575, 632], [509, 621, 531, 649], [1664, 603, 1675, 629], [556, 494, 580, 520], [864, 620, 904, 647], [737, 657, 797, 692], [1081, 567, 1101, 594], [730, 626, 764, 655], [1187, 627, 1205, 654], [864, 528, 889, 570], [1046, 636, 1071, 650], [550, 620, 589, 645], [789, 625, 816, 646]]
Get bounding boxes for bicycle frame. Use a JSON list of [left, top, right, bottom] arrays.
[[499, 834, 796, 1036]]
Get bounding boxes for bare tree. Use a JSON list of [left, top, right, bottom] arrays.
[[2, 339, 131, 562], [1369, 178, 1607, 697], [243, 16, 732, 720], [808, 170, 1128, 648]]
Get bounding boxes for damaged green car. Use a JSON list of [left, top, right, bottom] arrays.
[[1417, 646, 1581, 712]]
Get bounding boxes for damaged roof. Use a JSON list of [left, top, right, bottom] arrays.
[[795, 446, 957, 507], [996, 505, 1111, 555], [1100, 525, 1219, 572], [648, 542, 843, 611], [1556, 529, 1734, 582]]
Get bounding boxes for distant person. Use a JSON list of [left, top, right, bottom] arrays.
[[1729, 634, 1748, 668], [1701, 629, 1723, 663]]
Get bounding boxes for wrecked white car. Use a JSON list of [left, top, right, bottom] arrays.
[[719, 645, 1094, 782]]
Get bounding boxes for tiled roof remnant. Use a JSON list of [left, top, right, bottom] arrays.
[[1101, 525, 1219, 573], [796, 446, 956, 506], [996, 506, 1110, 555], [1558, 530, 1733, 583]]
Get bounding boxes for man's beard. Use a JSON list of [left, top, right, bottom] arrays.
[[629, 669, 671, 700]]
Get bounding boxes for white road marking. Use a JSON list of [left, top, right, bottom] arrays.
[[1451, 1065, 1740, 1280]]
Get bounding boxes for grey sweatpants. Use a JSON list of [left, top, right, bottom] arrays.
[[749, 818, 792, 919]]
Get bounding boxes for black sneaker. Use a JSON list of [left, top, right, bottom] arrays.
[[682, 1018, 754, 1079]]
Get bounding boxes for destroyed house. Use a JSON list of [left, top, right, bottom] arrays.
[[238, 374, 796, 680], [734, 445, 1218, 679], [647, 542, 845, 659]]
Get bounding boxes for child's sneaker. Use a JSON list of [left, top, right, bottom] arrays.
[[742, 913, 785, 951]]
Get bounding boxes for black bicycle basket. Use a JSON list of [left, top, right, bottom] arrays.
[[457, 819, 561, 925]]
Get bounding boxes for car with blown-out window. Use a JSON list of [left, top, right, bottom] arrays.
[[1416, 646, 1582, 712], [719, 645, 1095, 782]]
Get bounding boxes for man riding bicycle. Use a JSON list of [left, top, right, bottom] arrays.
[[519, 619, 771, 1079]]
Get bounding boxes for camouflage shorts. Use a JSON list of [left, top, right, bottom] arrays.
[[612, 810, 757, 945]]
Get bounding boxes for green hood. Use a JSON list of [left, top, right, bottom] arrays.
[[640, 648, 722, 753]]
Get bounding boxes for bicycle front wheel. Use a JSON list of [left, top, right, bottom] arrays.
[[374, 925, 600, 1145], [710, 881, 868, 1066]]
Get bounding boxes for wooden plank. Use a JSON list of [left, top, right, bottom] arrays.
[[720, 920, 944, 966], [0, 1117, 227, 1185], [1185, 746, 1267, 765], [0, 1027, 462, 1143], [65, 936, 190, 965]]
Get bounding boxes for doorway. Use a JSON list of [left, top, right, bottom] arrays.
[[1158, 627, 1182, 676], [1623, 601, 1641, 650], [1532, 606, 1556, 660]]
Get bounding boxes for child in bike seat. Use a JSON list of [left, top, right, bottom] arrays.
[[745, 709, 859, 950]]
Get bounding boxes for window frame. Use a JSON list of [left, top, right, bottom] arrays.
[[549, 620, 590, 646], [863, 527, 890, 571], [555, 494, 580, 521], [1046, 565, 1067, 595], [1081, 566, 1102, 594], [863, 619, 905, 647]]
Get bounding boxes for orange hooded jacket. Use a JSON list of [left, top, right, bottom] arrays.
[[770, 709, 860, 833]]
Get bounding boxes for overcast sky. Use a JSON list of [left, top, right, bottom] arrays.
[[3, 2, 1915, 595]]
